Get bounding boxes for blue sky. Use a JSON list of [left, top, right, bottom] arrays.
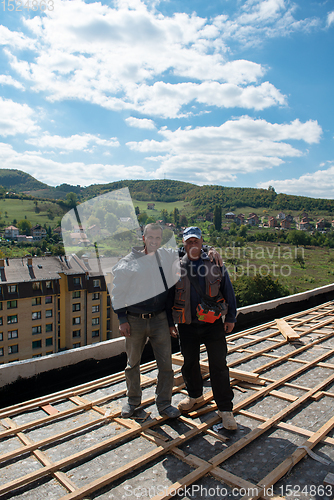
[[0, 0, 333, 198]]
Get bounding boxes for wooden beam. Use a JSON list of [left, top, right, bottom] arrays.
[[275, 318, 300, 341]]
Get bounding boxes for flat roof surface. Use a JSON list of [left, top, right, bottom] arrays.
[[1, 301, 334, 499]]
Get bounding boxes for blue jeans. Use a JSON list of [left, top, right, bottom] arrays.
[[178, 320, 234, 411], [125, 311, 174, 411]]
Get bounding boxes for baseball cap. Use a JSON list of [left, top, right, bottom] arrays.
[[183, 226, 202, 241]]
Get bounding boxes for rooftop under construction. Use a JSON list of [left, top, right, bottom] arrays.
[[1, 300, 334, 500]]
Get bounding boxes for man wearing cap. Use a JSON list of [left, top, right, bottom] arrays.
[[172, 227, 238, 430], [112, 223, 222, 420]]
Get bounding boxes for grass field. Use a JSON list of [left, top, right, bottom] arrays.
[[219, 240, 334, 294], [0, 199, 65, 230]]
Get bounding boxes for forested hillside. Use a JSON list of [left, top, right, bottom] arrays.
[[1, 168, 334, 213]]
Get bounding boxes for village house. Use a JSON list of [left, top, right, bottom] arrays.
[[316, 218, 326, 230], [147, 203, 155, 210], [246, 213, 259, 226], [299, 220, 311, 231], [280, 219, 291, 229], [277, 212, 285, 220], [225, 212, 235, 220], [31, 224, 47, 241], [4, 225, 19, 240], [268, 216, 278, 228]]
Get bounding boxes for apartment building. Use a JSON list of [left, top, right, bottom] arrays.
[[0, 255, 120, 364]]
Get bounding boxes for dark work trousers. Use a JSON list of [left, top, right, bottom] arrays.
[[178, 319, 234, 411]]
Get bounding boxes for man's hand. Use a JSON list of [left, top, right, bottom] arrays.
[[224, 322, 235, 334], [119, 322, 131, 337], [208, 247, 223, 267], [170, 326, 178, 338]]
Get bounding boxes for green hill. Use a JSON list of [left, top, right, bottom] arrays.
[[0, 169, 49, 192], [1, 168, 334, 214]]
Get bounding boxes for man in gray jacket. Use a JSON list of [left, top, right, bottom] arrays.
[[112, 223, 180, 419]]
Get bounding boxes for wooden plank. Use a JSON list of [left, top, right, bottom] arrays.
[[58, 419, 216, 500], [40, 404, 60, 416], [244, 414, 334, 500], [275, 319, 300, 341]]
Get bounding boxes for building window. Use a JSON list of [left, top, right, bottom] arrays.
[[73, 330, 81, 338], [32, 282, 41, 290], [72, 303, 81, 312], [7, 300, 17, 309], [0, 347, 3, 357], [0, 332, 2, 341], [46, 337, 53, 346], [8, 285, 17, 293], [46, 281, 52, 289], [7, 315, 18, 324], [73, 342, 81, 348], [0, 317, 2, 325], [92, 330, 100, 337], [92, 292, 100, 300], [0, 302, 2, 310], [92, 305, 99, 313], [32, 311, 41, 320], [8, 330, 18, 340], [73, 317, 81, 325], [72, 291, 81, 299], [8, 344, 18, 354], [45, 309, 53, 318], [32, 340, 42, 349], [92, 317, 100, 325], [32, 325, 42, 335], [45, 296, 52, 304], [93, 279, 100, 288], [33, 353, 42, 358], [46, 324, 53, 332], [46, 351, 53, 356], [73, 277, 81, 286], [32, 297, 41, 306]]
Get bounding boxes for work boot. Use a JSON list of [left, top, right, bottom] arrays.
[[121, 402, 139, 418], [218, 411, 237, 430], [158, 405, 181, 418], [177, 395, 204, 412]]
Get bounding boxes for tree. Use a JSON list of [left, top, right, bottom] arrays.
[[172, 207, 180, 227], [137, 212, 148, 225], [233, 275, 289, 307], [214, 205, 222, 231], [17, 219, 32, 235], [179, 214, 188, 227], [66, 192, 78, 208], [160, 209, 169, 223], [105, 213, 119, 234], [34, 200, 40, 213]]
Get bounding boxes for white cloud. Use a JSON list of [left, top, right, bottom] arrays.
[[0, 142, 145, 186], [257, 162, 334, 198], [0, 75, 25, 90], [0, 97, 40, 136], [25, 133, 119, 152], [125, 117, 156, 129], [2, 0, 298, 118], [126, 116, 322, 183], [327, 11, 334, 27], [0, 25, 33, 50]]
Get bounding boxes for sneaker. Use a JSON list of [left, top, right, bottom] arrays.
[[158, 405, 181, 418], [218, 411, 237, 430], [121, 402, 139, 418], [177, 395, 204, 412]]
